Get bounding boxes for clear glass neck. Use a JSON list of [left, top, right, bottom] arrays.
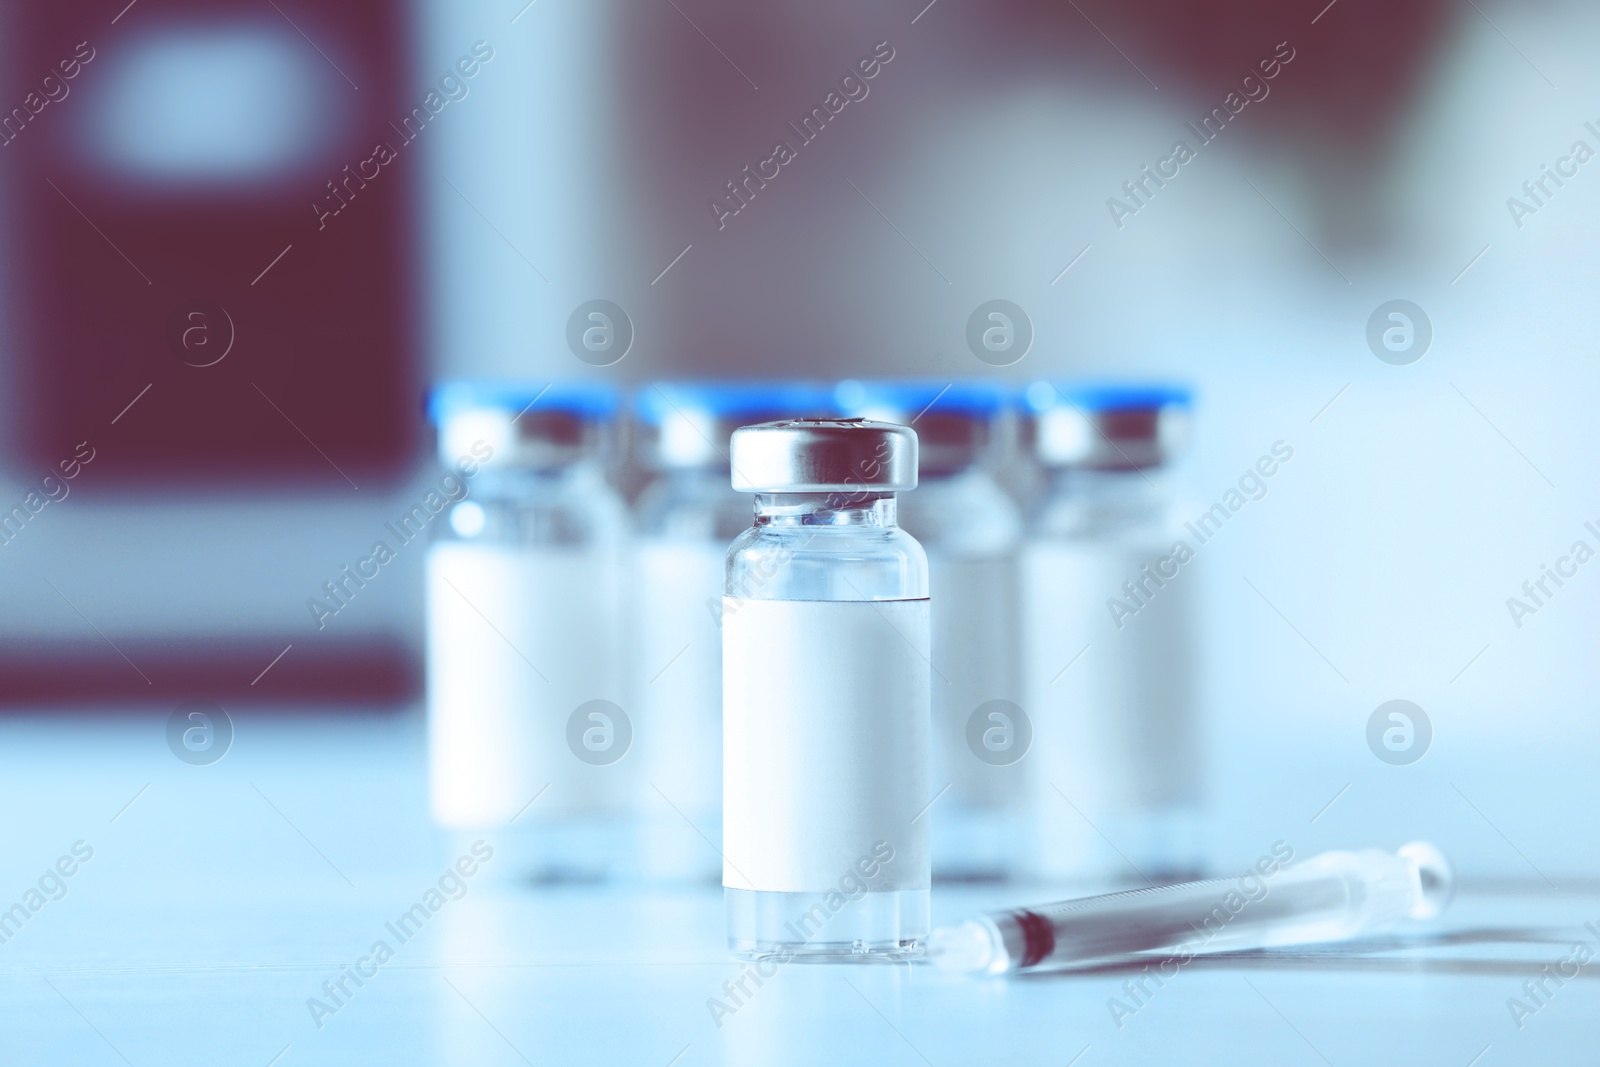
[[752, 492, 897, 528], [726, 492, 926, 601], [470, 460, 595, 498], [636, 466, 747, 541], [1033, 464, 1173, 542]]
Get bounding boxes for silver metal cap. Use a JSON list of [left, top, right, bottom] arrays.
[[729, 418, 918, 493]]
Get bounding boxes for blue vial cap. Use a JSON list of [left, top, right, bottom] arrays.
[[835, 380, 1011, 422], [1023, 381, 1193, 415], [634, 382, 837, 469], [1025, 381, 1193, 469], [428, 380, 619, 424], [633, 381, 837, 424]]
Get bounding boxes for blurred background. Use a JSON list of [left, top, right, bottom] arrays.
[[1, 0, 1597, 894]]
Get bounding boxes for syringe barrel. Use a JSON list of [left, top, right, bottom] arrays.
[[988, 848, 1426, 972]]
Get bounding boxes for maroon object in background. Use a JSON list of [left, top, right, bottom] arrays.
[[2, 0, 419, 488], [0, 635, 419, 707], [1001, 0, 1455, 250]]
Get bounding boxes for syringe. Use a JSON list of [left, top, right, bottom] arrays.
[[929, 842, 1452, 974]]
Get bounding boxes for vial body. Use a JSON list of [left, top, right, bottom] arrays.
[[723, 492, 931, 961], [1022, 468, 1203, 884], [897, 468, 1027, 882], [427, 462, 633, 883], [631, 468, 748, 883]]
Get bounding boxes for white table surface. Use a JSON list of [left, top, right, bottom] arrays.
[[0, 710, 1593, 1066]]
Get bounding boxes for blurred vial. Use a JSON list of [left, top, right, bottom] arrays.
[[629, 383, 834, 884], [1000, 391, 1048, 515], [835, 381, 1026, 882], [426, 382, 633, 884], [1020, 383, 1203, 885], [723, 419, 930, 961]]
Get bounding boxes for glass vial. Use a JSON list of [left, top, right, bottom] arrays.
[[1021, 383, 1202, 885], [836, 382, 1026, 882], [630, 384, 833, 883], [722, 418, 931, 961], [426, 382, 633, 883]]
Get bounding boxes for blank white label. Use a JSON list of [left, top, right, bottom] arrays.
[[722, 597, 931, 893], [426, 542, 626, 826], [929, 554, 1023, 806], [1021, 543, 1199, 813], [633, 540, 724, 811]]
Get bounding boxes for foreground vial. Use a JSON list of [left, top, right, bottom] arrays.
[[722, 418, 931, 960]]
